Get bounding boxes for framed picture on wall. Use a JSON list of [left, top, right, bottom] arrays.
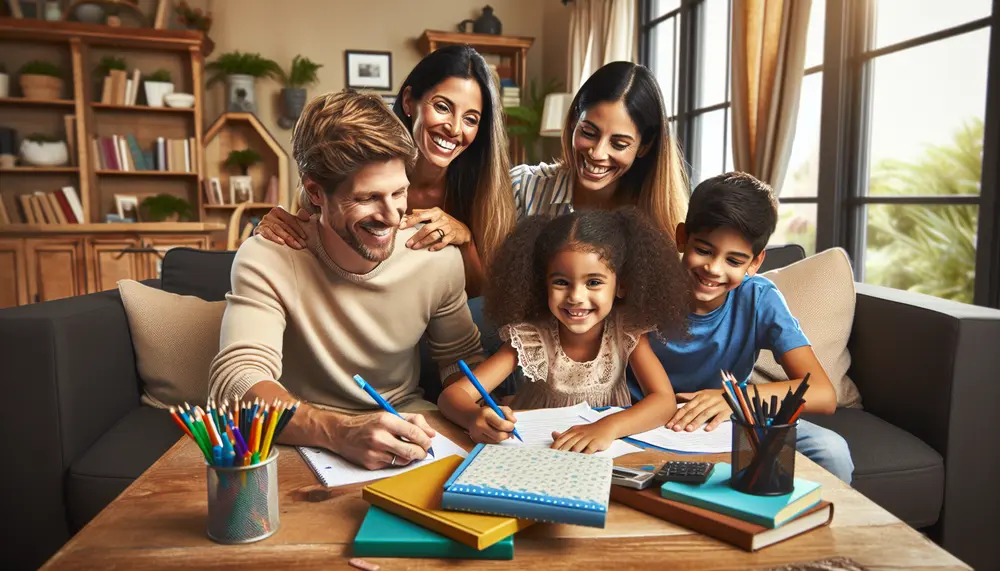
[[345, 50, 392, 91]]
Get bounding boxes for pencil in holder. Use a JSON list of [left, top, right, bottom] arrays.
[[206, 449, 280, 544], [729, 416, 797, 496]]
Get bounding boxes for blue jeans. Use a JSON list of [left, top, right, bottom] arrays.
[[796, 420, 854, 484]]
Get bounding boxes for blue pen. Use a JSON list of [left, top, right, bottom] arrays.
[[458, 359, 523, 442], [353, 374, 435, 458]]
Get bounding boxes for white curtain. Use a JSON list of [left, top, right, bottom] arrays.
[[567, 0, 638, 93]]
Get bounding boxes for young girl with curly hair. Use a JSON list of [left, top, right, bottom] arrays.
[[438, 207, 693, 454]]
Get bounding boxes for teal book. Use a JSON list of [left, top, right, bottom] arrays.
[[659, 463, 821, 529], [353, 506, 514, 560]]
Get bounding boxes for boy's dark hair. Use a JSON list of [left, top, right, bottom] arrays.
[[484, 207, 692, 339], [685, 172, 778, 256]]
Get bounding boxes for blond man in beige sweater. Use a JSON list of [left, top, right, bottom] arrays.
[[208, 91, 484, 470]]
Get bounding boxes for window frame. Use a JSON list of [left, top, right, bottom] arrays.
[[640, 0, 1000, 308]]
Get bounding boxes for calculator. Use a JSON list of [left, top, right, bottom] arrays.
[[653, 461, 715, 485], [610, 466, 657, 490]]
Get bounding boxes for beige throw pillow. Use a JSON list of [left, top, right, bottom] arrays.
[[750, 248, 864, 408], [118, 279, 226, 409]]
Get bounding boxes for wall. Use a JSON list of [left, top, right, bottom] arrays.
[[183, 0, 571, 198]]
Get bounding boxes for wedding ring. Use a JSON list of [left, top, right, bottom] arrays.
[[435, 229, 445, 241], [390, 454, 397, 466]]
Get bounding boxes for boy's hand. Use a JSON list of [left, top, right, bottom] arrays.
[[667, 390, 730, 432], [468, 406, 517, 444], [551, 422, 616, 454]]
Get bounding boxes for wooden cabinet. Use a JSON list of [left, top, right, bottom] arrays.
[[0, 224, 223, 308], [87, 237, 145, 293], [0, 239, 28, 307], [25, 238, 87, 303]]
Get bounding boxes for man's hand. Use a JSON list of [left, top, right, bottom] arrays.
[[667, 389, 730, 432], [551, 422, 617, 454], [468, 406, 517, 444], [328, 412, 436, 470]]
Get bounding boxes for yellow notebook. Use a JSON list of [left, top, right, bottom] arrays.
[[361, 455, 533, 550]]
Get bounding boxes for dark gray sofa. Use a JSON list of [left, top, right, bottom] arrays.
[[1, 245, 998, 570]]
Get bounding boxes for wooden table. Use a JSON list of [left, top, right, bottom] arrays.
[[41, 413, 970, 570]]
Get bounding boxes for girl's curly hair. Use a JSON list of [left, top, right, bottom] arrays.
[[484, 206, 692, 340]]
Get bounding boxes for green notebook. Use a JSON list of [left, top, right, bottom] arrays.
[[353, 506, 515, 560], [660, 462, 822, 529]]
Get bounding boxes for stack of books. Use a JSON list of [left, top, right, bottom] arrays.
[[354, 444, 614, 560], [501, 85, 521, 108], [610, 462, 833, 551], [100, 69, 143, 106]]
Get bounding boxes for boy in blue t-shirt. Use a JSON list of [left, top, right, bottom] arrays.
[[627, 172, 854, 483]]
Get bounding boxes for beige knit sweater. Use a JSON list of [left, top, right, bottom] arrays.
[[208, 223, 484, 413]]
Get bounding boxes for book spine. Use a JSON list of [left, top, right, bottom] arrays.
[[441, 490, 607, 528]]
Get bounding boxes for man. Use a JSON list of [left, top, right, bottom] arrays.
[[209, 90, 484, 470]]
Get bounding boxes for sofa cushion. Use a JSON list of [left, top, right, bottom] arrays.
[[65, 406, 179, 531], [160, 247, 237, 302], [803, 408, 944, 528], [118, 279, 226, 408], [752, 247, 864, 408]]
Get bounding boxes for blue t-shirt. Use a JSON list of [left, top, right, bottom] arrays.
[[628, 275, 809, 401]]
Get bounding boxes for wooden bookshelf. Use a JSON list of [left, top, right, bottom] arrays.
[[0, 166, 80, 174], [0, 96, 76, 107], [0, 17, 217, 308], [91, 103, 195, 114]]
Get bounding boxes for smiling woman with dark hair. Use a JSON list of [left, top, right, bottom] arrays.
[[254, 44, 515, 296]]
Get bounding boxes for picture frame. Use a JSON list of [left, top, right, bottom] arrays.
[[114, 194, 140, 222], [230, 175, 253, 204], [345, 50, 392, 91], [209, 177, 223, 205]]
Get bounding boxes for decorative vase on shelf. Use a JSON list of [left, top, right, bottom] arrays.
[[44, 1, 61, 21], [20, 139, 69, 167], [279, 87, 306, 129], [20, 74, 64, 100], [227, 74, 257, 113], [458, 5, 502, 35], [143, 80, 174, 107]]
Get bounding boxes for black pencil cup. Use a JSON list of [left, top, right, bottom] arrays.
[[729, 416, 797, 496]]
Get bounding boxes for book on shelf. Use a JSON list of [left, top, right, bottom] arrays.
[[6, 188, 83, 224], [92, 134, 194, 173], [100, 69, 142, 106]]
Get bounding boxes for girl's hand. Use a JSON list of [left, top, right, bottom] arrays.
[[400, 208, 472, 251], [254, 207, 311, 249], [551, 422, 616, 454], [468, 406, 518, 444], [666, 390, 730, 432]]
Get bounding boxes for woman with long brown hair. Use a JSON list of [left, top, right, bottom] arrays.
[[256, 44, 515, 296]]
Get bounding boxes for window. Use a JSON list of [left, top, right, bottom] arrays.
[[855, 4, 990, 304], [642, 0, 1000, 307]]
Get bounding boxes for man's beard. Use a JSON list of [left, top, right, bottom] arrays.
[[333, 220, 396, 262]]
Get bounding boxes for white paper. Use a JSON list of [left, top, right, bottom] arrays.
[[297, 433, 467, 488], [581, 405, 733, 454], [498, 402, 643, 458]]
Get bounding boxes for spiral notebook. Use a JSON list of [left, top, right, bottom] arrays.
[[441, 444, 613, 528]]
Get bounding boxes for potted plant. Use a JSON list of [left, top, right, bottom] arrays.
[[95, 56, 127, 77], [225, 148, 262, 203], [174, 1, 213, 33], [0, 63, 8, 98], [206, 51, 281, 113], [224, 148, 262, 176], [144, 69, 174, 108], [278, 55, 323, 129], [20, 133, 69, 166], [140, 194, 194, 222], [18, 60, 64, 100], [505, 78, 563, 165]]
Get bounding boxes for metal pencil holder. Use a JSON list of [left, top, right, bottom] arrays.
[[730, 416, 797, 496], [206, 449, 280, 544]]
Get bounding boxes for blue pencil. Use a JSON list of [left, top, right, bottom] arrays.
[[458, 359, 523, 442], [353, 374, 435, 458]]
